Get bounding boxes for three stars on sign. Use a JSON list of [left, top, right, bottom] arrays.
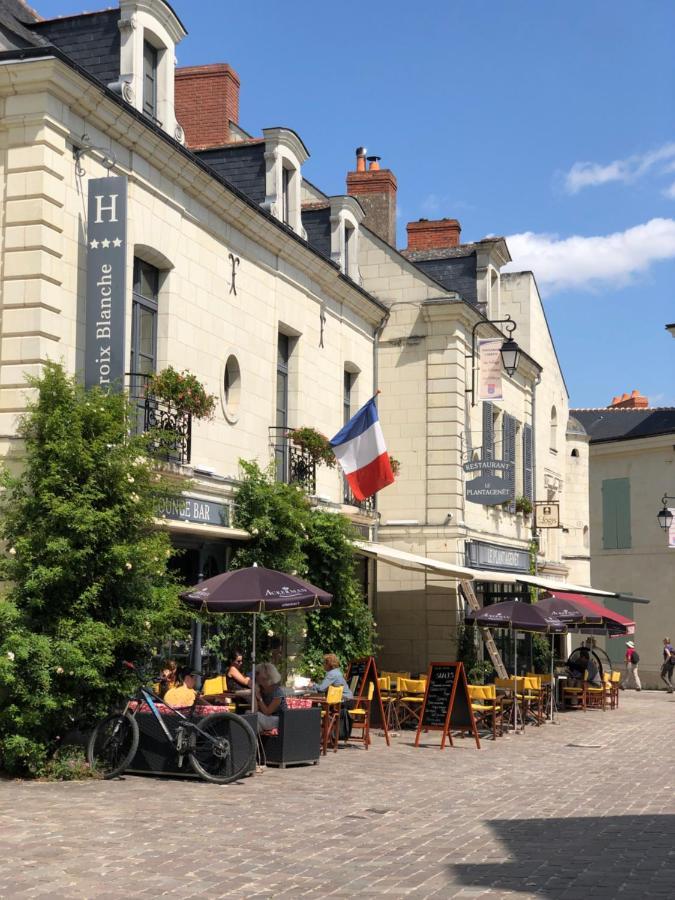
[[89, 237, 123, 249]]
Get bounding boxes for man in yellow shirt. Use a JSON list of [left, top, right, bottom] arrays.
[[163, 669, 202, 707]]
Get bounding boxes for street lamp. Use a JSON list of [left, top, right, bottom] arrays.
[[466, 315, 522, 406], [657, 494, 675, 531]]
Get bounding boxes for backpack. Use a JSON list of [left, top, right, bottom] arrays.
[[631, 650, 640, 665]]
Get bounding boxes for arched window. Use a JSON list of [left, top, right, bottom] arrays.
[[550, 406, 558, 452], [571, 448, 579, 458]]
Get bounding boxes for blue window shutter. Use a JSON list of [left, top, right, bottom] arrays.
[[482, 402, 494, 461], [602, 478, 631, 550], [523, 424, 533, 502], [502, 413, 516, 511]]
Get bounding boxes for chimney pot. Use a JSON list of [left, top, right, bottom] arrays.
[[367, 155, 381, 171], [356, 146, 367, 172], [347, 152, 397, 245]]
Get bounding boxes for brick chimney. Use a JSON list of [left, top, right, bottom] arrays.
[[406, 218, 462, 252], [609, 390, 649, 409], [346, 148, 397, 246], [175, 64, 240, 150]]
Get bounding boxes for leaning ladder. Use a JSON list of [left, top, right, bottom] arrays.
[[459, 580, 508, 679]]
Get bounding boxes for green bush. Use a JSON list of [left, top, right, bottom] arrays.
[[227, 460, 375, 678], [0, 363, 188, 776]]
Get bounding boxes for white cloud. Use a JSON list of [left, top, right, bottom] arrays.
[[564, 142, 675, 194], [503, 218, 675, 292]]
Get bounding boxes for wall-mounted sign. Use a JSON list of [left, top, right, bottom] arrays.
[[463, 459, 514, 474], [478, 338, 503, 401], [466, 540, 530, 573], [85, 176, 127, 392], [535, 502, 560, 529], [158, 494, 232, 528], [466, 474, 513, 506]]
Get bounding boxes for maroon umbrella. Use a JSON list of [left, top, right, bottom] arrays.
[[465, 600, 567, 634], [536, 594, 602, 626], [180, 566, 333, 613]]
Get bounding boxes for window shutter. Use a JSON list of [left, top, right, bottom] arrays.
[[502, 413, 516, 512], [482, 401, 494, 461], [602, 478, 631, 550], [523, 423, 533, 502]]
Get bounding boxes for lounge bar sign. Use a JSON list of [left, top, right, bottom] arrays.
[[85, 176, 127, 392], [158, 494, 232, 528]]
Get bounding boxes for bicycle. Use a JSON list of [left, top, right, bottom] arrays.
[[87, 662, 257, 784]]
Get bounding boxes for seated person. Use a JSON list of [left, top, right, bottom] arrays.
[[157, 658, 177, 699], [225, 650, 251, 693], [254, 662, 287, 733], [163, 667, 203, 708], [308, 653, 353, 701]]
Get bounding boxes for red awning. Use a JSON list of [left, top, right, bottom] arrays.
[[543, 591, 635, 637]]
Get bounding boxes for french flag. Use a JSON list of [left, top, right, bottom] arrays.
[[330, 397, 395, 501]]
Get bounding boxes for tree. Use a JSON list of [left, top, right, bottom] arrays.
[[0, 363, 187, 775], [226, 460, 375, 677]]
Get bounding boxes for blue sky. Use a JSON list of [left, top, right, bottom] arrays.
[[36, 1, 675, 407]]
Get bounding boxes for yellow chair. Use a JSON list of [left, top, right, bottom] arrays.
[[494, 676, 523, 728], [562, 671, 587, 710], [202, 675, 227, 696], [468, 684, 502, 739], [320, 685, 344, 754], [397, 677, 426, 729], [608, 670, 621, 709], [347, 681, 375, 749], [517, 675, 545, 725]]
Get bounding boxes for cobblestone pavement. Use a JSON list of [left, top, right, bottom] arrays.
[[1, 691, 674, 899]]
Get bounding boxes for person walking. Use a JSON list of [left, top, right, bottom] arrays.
[[624, 640, 641, 691], [660, 637, 675, 693]]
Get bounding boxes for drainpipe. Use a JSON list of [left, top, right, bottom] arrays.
[[372, 307, 391, 547]]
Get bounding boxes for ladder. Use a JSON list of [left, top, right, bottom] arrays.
[[459, 580, 508, 679]]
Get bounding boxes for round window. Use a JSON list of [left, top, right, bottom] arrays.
[[222, 355, 241, 424]]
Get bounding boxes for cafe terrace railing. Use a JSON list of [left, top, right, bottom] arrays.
[[127, 372, 192, 466], [268, 426, 317, 494]]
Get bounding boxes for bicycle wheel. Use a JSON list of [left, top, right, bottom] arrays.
[[188, 712, 256, 784], [87, 712, 139, 779]]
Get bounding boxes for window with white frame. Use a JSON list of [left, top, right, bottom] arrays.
[[262, 128, 309, 235]]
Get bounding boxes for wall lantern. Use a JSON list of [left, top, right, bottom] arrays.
[[466, 315, 521, 406], [657, 494, 675, 531]]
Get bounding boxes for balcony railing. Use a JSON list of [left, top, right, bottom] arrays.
[[343, 476, 376, 513], [268, 427, 316, 494], [127, 373, 192, 465]]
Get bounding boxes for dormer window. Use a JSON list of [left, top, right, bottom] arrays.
[[262, 128, 309, 235], [117, 0, 187, 143], [329, 196, 364, 281], [143, 40, 158, 119]]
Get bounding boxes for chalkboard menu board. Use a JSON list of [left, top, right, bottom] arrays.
[[414, 662, 480, 750], [346, 656, 390, 746]]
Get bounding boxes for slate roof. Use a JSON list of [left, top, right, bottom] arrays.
[[402, 237, 507, 263], [30, 9, 120, 88], [411, 254, 478, 305], [196, 143, 266, 206], [301, 207, 331, 260], [572, 408, 675, 443], [0, 0, 44, 48]]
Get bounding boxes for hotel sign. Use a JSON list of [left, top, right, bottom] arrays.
[[85, 176, 127, 392], [158, 494, 232, 528]]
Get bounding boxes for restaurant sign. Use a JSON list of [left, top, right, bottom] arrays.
[[463, 459, 514, 474], [535, 501, 560, 529], [466, 473, 513, 506], [158, 494, 232, 528], [85, 176, 127, 392], [466, 540, 530, 573]]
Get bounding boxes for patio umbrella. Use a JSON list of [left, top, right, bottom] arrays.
[[539, 591, 635, 637], [180, 565, 332, 710], [465, 600, 566, 730]]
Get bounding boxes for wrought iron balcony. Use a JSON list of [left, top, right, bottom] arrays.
[[268, 427, 316, 494], [343, 476, 376, 513], [127, 373, 192, 465]]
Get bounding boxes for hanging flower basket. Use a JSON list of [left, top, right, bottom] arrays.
[[515, 495, 533, 516], [389, 456, 401, 476], [288, 427, 336, 468], [146, 367, 217, 420]]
